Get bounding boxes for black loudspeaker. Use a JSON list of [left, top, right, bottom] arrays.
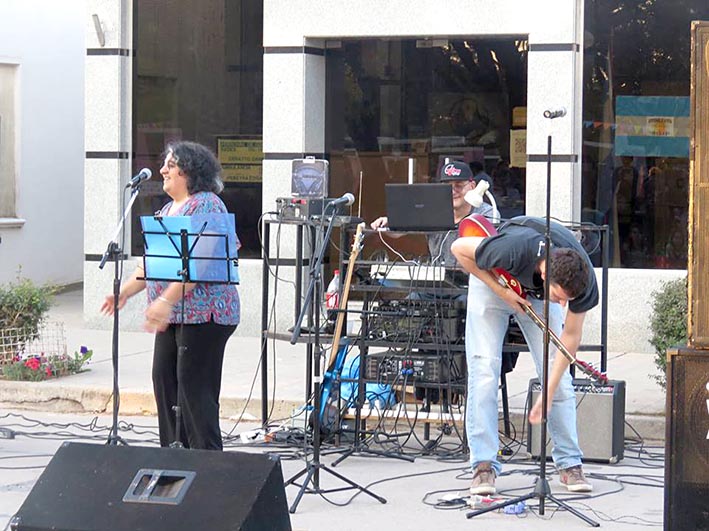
[[10, 442, 292, 531], [665, 348, 709, 531], [526, 378, 625, 463]]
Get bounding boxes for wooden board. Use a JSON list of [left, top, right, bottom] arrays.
[[689, 22, 709, 347]]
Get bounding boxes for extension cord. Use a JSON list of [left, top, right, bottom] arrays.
[[0, 427, 15, 439]]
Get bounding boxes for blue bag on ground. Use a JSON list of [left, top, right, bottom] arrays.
[[339, 353, 396, 409]]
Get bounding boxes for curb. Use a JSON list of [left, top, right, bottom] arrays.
[[0, 381, 302, 423], [0, 381, 665, 442]]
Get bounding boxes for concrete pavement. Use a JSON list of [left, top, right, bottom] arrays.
[[0, 287, 670, 530], [0, 287, 667, 440]]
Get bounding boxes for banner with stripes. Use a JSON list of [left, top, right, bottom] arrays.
[[614, 96, 690, 157]]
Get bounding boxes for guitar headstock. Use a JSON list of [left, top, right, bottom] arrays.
[[351, 222, 366, 259], [575, 359, 609, 386]]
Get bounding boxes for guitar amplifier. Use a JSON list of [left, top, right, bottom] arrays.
[[526, 378, 625, 463]]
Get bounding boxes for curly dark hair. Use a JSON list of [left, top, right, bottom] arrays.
[[548, 248, 589, 299], [164, 141, 224, 194]]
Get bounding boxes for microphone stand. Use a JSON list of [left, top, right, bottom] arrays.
[[467, 125, 599, 526], [285, 200, 386, 514], [99, 183, 143, 446]]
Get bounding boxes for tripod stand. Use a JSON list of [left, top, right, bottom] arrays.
[[466, 131, 599, 527], [285, 206, 386, 514], [99, 184, 145, 446]]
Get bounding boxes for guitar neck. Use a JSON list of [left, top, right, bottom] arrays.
[[497, 274, 606, 384], [522, 305, 577, 366], [522, 304, 606, 384], [326, 223, 364, 370]]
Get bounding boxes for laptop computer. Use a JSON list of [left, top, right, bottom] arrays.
[[385, 183, 455, 231]]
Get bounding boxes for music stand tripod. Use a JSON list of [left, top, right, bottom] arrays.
[[140, 213, 240, 448], [285, 204, 386, 514], [98, 182, 145, 446], [466, 125, 599, 527]]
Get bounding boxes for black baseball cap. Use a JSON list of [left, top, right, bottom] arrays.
[[439, 160, 474, 182]]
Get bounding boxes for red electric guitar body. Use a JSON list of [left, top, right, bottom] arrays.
[[458, 214, 608, 385]]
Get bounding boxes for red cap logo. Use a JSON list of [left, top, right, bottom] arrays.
[[443, 163, 462, 177]]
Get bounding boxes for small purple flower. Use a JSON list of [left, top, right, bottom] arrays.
[[80, 346, 88, 354]]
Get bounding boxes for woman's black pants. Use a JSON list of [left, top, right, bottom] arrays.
[[152, 320, 237, 449]]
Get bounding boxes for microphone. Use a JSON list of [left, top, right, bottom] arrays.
[[125, 168, 152, 189], [543, 107, 567, 119], [464, 179, 490, 207], [328, 192, 356, 207]]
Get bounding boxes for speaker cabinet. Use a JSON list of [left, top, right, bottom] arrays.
[[10, 442, 292, 531], [665, 348, 709, 530], [526, 378, 625, 463]]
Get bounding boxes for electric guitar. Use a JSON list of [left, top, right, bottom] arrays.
[[315, 222, 366, 434], [458, 214, 608, 385]]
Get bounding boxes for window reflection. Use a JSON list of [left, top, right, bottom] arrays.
[[326, 38, 528, 261], [582, 0, 708, 268], [131, 0, 263, 257]]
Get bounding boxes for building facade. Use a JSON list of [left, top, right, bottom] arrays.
[[84, 0, 704, 352], [0, 1, 84, 286]]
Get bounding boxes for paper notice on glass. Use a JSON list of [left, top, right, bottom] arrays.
[[510, 129, 527, 168], [140, 213, 240, 284]]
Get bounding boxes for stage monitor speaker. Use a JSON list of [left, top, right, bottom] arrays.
[[526, 378, 625, 463], [10, 442, 292, 531], [664, 347, 709, 530]]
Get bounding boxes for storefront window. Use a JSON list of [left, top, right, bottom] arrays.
[[131, 0, 263, 257], [325, 38, 527, 258], [582, 0, 709, 268]]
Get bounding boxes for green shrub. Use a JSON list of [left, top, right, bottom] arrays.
[[0, 276, 55, 330], [0, 276, 56, 364], [648, 277, 688, 389]]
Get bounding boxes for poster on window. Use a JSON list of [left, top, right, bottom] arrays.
[[509, 129, 526, 168], [217, 137, 263, 183]]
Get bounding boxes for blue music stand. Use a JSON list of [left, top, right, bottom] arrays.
[[141, 213, 240, 286], [140, 213, 240, 448]]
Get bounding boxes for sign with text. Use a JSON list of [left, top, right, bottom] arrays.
[[217, 137, 263, 183]]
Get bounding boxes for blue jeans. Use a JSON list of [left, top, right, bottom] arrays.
[[465, 276, 582, 474]]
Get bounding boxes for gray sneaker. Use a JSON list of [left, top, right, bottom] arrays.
[[559, 465, 592, 492], [470, 462, 497, 495]]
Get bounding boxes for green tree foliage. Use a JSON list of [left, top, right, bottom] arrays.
[[648, 277, 687, 388]]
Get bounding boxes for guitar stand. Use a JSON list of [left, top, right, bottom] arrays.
[[466, 134, 599, 527]]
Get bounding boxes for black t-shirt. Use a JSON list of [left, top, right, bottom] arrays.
[[474, 216, 598, 313]]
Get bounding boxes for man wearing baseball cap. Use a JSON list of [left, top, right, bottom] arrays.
[[371, 160, 495, 275], [427, 160, 495, 276]]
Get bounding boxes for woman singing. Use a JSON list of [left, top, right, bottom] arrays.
[[101, 141, 240, 450]]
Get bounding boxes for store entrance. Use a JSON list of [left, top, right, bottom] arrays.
[[324, 37, 528, 261]]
